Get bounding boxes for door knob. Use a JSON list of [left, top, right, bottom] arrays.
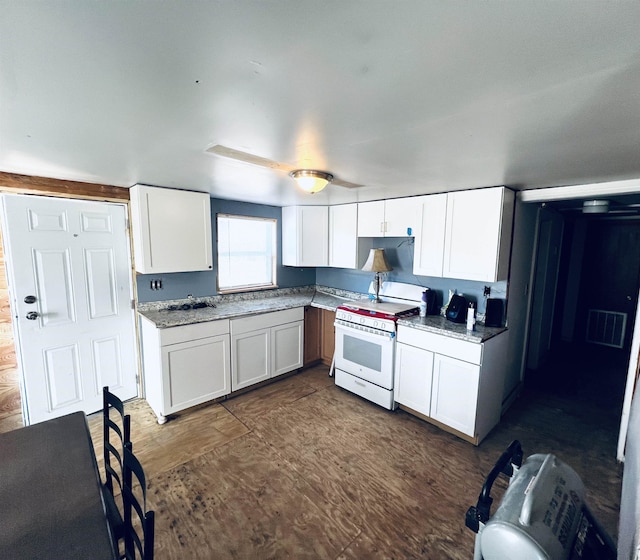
[[26, 311, 39, 320], [24, 295, 37, 304]]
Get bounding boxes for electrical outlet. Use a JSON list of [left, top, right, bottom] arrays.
[[483, 286, 491, 297]]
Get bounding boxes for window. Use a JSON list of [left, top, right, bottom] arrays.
[[216, 214, 277, 292]]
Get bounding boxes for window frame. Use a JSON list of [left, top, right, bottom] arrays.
[[216, 213, 278, 294]]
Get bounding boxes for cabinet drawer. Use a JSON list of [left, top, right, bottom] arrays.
[[397, 325, 482, 365], [160, 319, 230, 346], [231, 307, 304, 335]]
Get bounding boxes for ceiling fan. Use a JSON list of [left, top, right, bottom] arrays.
[[205, 144, 363, 191]]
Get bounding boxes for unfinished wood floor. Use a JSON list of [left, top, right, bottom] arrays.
[[85, 365, 622, 560]]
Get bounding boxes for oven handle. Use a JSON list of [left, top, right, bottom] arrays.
[[334, 320, 396, 339]]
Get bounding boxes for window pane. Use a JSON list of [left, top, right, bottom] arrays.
[[217, 214, 277, 292]]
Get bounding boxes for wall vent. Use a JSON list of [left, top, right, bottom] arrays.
[[586, 309, 627, 348]]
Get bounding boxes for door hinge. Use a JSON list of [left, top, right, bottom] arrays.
[[131, 299, 136, 310]]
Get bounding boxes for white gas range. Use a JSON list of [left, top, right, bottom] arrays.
[[333, 282, 423, 410]]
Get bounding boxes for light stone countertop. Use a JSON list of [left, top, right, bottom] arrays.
[[398, 314, 506, 343], [137, 285, 506, 342]]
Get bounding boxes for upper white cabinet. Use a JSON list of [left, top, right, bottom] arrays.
[[413, 193, 448, 277], [357, 198, 419, 237], [282, 206, 328, 267], [329, 204, 358, 269], [443, 187, 514, 282], [130, 184, 213, 274], [413, 187, 514, 282]]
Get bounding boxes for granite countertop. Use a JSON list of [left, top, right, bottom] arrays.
[[136, 287, 364, 329], [137, 285, 506, 342], [398, 314, 507, 343]]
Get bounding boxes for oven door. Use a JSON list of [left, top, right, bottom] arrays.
[[334, 323, 395, 389]]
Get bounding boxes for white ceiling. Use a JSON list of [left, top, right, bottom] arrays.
[[1, 1, 640, 207]]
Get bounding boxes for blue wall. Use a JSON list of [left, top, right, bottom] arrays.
[[316, 236, 506, 313], [137, 198, 507, 314], [137, 198, 315, 302]]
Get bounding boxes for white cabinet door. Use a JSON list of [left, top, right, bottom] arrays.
[[162, 334, 231, 413], [357, 200, 385, 237], [413, 193, 448, 277], [282, 206, 328, 266], [271, 320, 304, 377], [231, 327, 270, 391], [384, 198, 419, 237], [431, 354, 480, 437], [230, 308, 304, 390], [329, 204, 358, 268], [357, 199, 418, 237], [139, 317, 231, 424], [443, 187, 513, 282], [394, 342, 434, 416], [130, 184, 213, 274]]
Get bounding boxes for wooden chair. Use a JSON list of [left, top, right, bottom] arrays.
[[103, 386, 131, 553], [122, 442, 155, 560]]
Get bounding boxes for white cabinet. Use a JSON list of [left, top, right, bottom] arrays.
[[413, 193, 448, 277], [139, 316, 231, 424], [357, 200, 385, 237], [272, 321, 305, 376], [395, 325, 508, 444], [394, 342, 434, 416], [431, 354, 480, 436], [443, 187, 514, 281], [130, 184, 213, 274], [282, 206, 328, 266], [413, 187, 514, 282], [231, 308, 304, 391], [329, 204, 358, 268], [357, 198, 418, 237]]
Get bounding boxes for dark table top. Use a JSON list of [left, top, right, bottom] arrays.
[[0, 411, 117, 560]]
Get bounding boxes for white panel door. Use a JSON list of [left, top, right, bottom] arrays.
[[329, 204, 358, 269], [431, 354, 480, 437], [394, 342, 434, 416], [231, 328, 270, 390], [271, 321, 303, 377], [1, 194, 138, 424], [413, 194, 447, 277]]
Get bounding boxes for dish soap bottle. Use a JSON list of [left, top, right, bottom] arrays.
[[420, 290, 428, 318]]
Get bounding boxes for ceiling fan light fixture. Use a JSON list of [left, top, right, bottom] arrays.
[[289, 169, 333, 194], [582, 199, 610, 214]]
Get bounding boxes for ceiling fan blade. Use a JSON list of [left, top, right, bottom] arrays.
[[206, 145, 294, 172], [332, 178, 364, 189], [206, 144, 364, 188]]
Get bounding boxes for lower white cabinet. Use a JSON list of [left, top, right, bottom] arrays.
[[231, 308, 304, 391], [139, 316, 231, 424], [395, 325, 508, 444], [430, 354, 480, 436], [394, 342, 434, 416]]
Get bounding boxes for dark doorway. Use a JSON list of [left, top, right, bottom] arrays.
[[526, 215, 640, 431]]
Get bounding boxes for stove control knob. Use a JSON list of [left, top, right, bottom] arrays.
[[373, 321, 378, 328], [360, 317, 365, 324]]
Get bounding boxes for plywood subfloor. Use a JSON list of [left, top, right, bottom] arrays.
[[81, 365, 621, 559]]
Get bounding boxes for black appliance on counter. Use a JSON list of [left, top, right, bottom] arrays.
[[484, 298, 504, 328], [446, 294, 468, 323], [423, 289, 438, 315]]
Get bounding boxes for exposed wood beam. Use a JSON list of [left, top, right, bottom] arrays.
[[0, 171, 129, 201]]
